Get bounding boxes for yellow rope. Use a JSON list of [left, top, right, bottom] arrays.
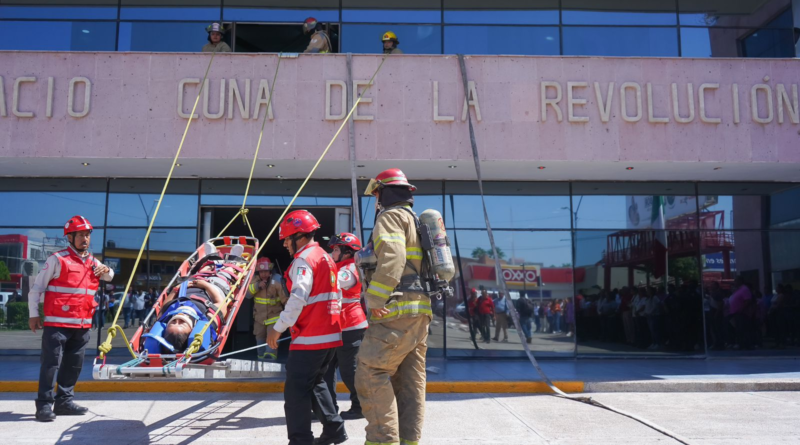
[[98, 47, 220, 359], [184, 54, 389, 359], [215, 53, 283, 238]]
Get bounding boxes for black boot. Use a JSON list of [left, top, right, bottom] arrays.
[[314, 430, 348, 445], [35, 405, 56, 422], [54, 400, 89, 416], [340, 408, 364, 420]]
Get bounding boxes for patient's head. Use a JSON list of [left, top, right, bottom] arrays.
[[163, 312, 195, 352]]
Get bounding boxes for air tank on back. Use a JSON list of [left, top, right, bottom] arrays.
[[419, 209, 455, 282]]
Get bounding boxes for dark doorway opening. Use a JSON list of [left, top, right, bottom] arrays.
[[208, 206, 338, 360], [232, 23, 339, 53]]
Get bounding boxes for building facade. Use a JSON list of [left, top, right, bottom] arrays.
[[1, 0, 799, 359]]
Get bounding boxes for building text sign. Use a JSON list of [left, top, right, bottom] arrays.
[[1, 53, 798, 165]]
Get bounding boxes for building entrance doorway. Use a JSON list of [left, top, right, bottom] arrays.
[[201, 206, 350, 360], [228, 23, 339, 53]]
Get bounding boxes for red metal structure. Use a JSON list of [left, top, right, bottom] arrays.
[[603, 211, 735, 289]]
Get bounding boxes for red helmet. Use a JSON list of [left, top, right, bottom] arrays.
[[279, 210, 321, 240], [64, 215, 93, 236], [328, 232, 362, 251], [363, 168, 416, 195], [303, 17, 318, 34], [256, 257, 273, 272]]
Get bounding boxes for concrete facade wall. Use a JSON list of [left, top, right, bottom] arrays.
[[0, 52, 799, 167]]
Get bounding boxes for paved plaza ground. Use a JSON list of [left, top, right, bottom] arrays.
[[1, 391, 799, 444]]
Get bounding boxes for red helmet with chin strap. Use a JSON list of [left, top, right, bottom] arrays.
[[256, 257, 273, 272], [328, 232, 362, 251], [279, 210, 321, 240], [363, 168, 416, 195], [64, 215, 93, 236]]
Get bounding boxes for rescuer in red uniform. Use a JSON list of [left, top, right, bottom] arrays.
[[267, 210, 347, 445], [323, 232, 367, 420], [29, 216, 114, 422]]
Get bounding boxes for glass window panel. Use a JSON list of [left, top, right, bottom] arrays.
[[0, 179, 107, 227], [573, 195, 699, 230], [0, 21, 116, 51], [562, 26, 679, 56], [444, 25, 560, 55], [444, 0, 559, 25], [0, 227, 105, 274], [342, 24, 441, 54], [562, 0, 677, 25], [120, 0, 220, 20], [446, 229, 575, 357], [703, 230, 800, 355], [678, 0, 792, 28], [740, 27, 796, 57], [0, 6, 117, 19], [697, 183, 800, 230], [120, 7, 220, 20], [574, 229, 703, 356], [0, 228, 105, 349], [201, 180, 351, 207], [343, 0, 439, 23], [446, 183, 570, 229], [223, 0, 338, 22], [572, 183, 697, 230], [119, 22, 214, 52], [224, 8, 337, 22], [107, 179, 198, 227], [104, 227, 196, 294]]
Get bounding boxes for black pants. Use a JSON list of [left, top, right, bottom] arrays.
[[323, 328, 365, 413], [36, 326, 90, 409], [479, 314, 492, 341], [285, 348, 345, 445]]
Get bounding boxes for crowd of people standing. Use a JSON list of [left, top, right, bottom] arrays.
[[91, 287, 161, 330], [466, 288, 575, 344]]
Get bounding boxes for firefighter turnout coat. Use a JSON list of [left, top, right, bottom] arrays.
[[356, 204, 432, 445], [248, 272, 288, 340]]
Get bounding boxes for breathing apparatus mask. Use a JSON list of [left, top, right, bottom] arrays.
[[375, 185, 414, 213], [354, 243, 377, 272]]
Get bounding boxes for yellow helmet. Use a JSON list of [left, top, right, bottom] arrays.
[[381, 31, 399, 43]]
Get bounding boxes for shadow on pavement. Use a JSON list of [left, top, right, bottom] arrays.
[[52, 397, 284, 444], [0, 411, 36, 422]]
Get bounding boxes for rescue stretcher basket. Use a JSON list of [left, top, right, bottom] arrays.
[[93, 236, 284, 380]]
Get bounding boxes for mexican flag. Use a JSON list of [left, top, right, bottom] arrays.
[[652, 196, 668, 278]]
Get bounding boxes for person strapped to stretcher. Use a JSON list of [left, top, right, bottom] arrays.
[[144, 243, 247, 354]]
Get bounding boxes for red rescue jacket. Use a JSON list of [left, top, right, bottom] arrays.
[[285, 243, 343, 350], [43, 249, 99, 329], [337, 258, 367, 332]]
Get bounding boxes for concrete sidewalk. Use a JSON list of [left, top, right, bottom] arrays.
[[1, 356, 798, 393], [2, 392, 800, 444]]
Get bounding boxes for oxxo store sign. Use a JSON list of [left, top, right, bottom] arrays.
[[501, 264, 542, 289]]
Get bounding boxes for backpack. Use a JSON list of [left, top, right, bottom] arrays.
[[518, 297, 535, 317]]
